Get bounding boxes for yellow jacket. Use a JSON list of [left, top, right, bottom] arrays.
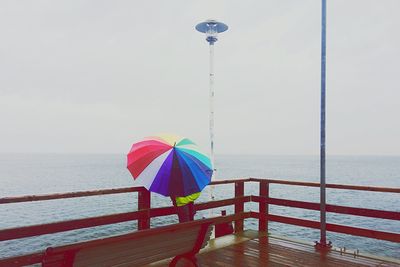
[[175, 192, 200, 207]]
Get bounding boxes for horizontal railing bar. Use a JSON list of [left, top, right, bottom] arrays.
[[252, 196, 400, 220], [252, 195, 320, 210], [0, 210, 146, 242], [250, 178, 400, 193], [326, 184, 400, 193], [252, 212, 320, 229], [250, 178, 323, 188], [148, 206, 175, 218], [326, 204, 400, 220], [196, 196, 251, 211], [326, 223, 400, 243], [252, 212, 400, 242], [209, 178, 250, 185], [0, 187, 146, 204]]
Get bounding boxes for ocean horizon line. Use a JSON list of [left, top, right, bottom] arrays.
[[1, 152, 400, 157]]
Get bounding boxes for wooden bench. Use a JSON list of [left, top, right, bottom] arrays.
[[42, 220, 213, 267]]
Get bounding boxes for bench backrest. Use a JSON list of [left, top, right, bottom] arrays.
[[42, 221, 212, 267]]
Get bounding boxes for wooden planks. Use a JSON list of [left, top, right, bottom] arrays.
[[193, 236, 400, 267], [148, 232, 399, 267]]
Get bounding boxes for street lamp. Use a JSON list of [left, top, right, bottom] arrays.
[[195, 19, 228, 191]]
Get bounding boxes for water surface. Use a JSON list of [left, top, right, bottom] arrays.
[[0, 154, 399, 259]]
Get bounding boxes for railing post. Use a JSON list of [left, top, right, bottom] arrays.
[[138, 188, 150, 230], [259, 181, 269, 233], [234, 181, 244, 233]]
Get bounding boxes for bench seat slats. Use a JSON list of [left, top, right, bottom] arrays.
[[75, 229, 198, 258], [43, 221, 212, 267], [74, 231, 200, 266]]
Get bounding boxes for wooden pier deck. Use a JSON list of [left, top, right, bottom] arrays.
[[1, 179, 399, 266], [148, 231, 400, 267]]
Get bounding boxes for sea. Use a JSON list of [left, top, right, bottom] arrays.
[[0, 154, 399, 260]]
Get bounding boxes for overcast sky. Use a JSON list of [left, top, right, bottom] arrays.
[[1, 1, 399, 155]]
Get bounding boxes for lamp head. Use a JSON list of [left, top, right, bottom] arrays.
[[195, 19, 228, 45]]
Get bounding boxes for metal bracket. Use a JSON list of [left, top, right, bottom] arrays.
[[314, 241, 332, 250]]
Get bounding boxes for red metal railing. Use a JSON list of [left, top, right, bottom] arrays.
[[1, 178, 399, 265], [250, 178, 400, 242]]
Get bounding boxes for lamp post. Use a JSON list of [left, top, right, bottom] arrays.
[[195, 20, 228, 199]]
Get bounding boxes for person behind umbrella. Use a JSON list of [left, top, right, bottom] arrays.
[[127, 135, 213, 223], [170, 192, 200, 222]]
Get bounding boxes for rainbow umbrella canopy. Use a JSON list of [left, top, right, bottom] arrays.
[[127, 134, 213, 197]]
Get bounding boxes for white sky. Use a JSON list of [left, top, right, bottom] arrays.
[[1, 1, 399, 155]]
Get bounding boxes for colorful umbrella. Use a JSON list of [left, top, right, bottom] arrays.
[[127, 134, 213, 197]]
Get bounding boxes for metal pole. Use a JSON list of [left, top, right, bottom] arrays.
[[209, 43, 216, 201], [320, 0, 327, 246], [195, 19, 228, 212]]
